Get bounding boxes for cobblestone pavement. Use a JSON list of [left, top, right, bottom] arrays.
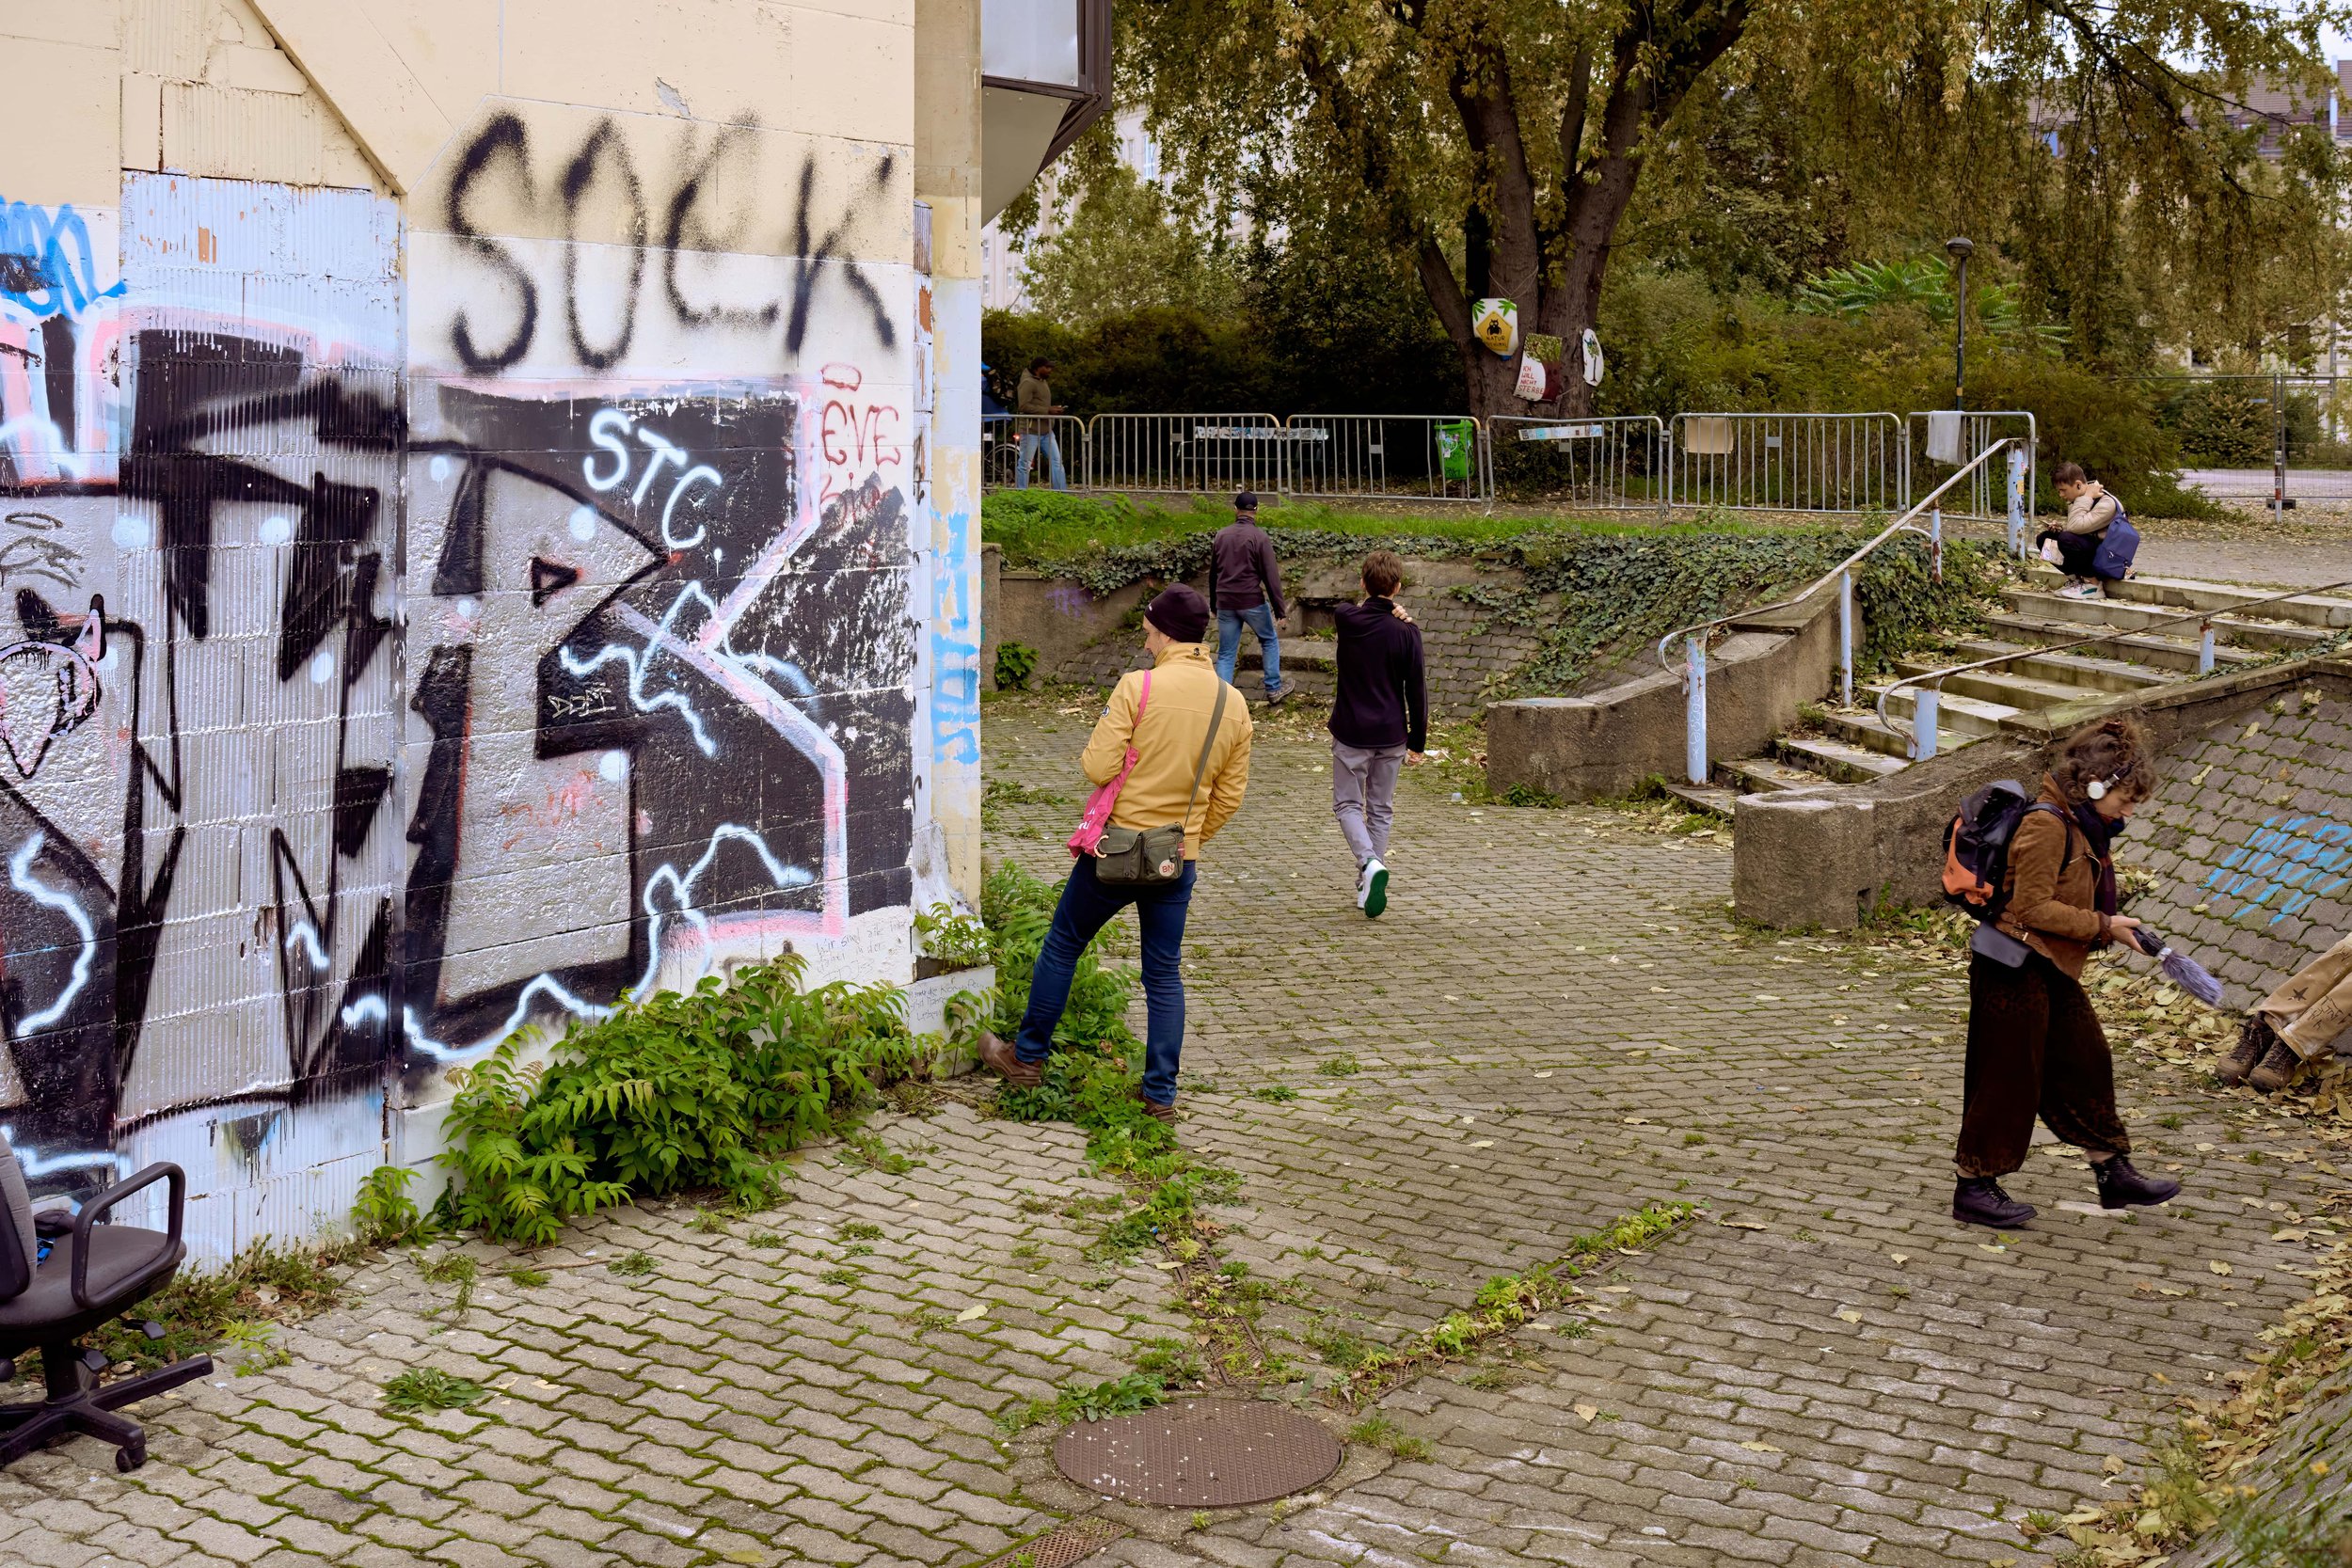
[[0, 692, 2336, 1568]]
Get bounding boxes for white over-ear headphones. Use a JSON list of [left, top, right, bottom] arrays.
[[2086, 763, 2134, 801]]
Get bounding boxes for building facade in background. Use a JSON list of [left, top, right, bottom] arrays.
[[0, 0, 1090, 1259]]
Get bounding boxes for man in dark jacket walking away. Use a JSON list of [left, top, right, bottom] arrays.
[[1210, 492, 1291, 705], [1329, 550, 1426, 918]]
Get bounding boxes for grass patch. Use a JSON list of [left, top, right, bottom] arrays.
[[1346, 1413, 1433, 1460], [608, 1251, 658, 1277], [1318, 1055, 1363, 1078], [1250, 1084, 1301, 1102], [995, 1370, 1170, 1433], [382, 1368, 489, 1413]]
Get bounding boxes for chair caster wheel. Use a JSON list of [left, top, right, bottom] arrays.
[[116, 1441, 146, 1473]]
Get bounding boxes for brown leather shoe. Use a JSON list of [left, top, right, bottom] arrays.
[[978, 1031, 1041, 1089], [1133, 1088, 1177, 1123], [2217, 1015, 2275, 1086], [2249, 1037, 2301, 1093]]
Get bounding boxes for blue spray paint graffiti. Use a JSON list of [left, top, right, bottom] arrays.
[[2201, 813, 2352, 926], [931, 509, 980, 766], [0, 199, 125, 320]]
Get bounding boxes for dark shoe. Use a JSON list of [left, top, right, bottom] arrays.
[[2217, 1015, 2276, 1086], [2249, 1037, 2301, 1093], [2094, 1155, 2180, 1210], [1953, 1177, 2035, 1228], [978, 1031, 1041, 1089], [1133, 1088, 1176, 1123], [1265, 686, 1292, 707]]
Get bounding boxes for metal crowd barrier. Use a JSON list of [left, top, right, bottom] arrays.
[[1086, 412, 1287, 496], [1669, 411, 1906, 515], [984, 415, 1089, 490], [1284, 414, 1486, 502], [1901, 409, 2036, 524], [1485, 415, 1665, 515]]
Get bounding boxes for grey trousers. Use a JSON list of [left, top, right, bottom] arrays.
[[1332, 739, 1408, 865]]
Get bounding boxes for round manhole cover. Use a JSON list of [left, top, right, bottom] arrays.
[[1053, 1399, 1342, 1508]]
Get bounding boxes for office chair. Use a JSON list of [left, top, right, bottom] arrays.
[[0, 1141, 212, 1472]]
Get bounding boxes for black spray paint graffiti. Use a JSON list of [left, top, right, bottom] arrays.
[[443, 112, 899, 373]]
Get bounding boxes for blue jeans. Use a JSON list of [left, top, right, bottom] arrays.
[[1215, 603, 1283, 695], [1015, 432, 1068, 489], [1014, 856, 1198, 1104]]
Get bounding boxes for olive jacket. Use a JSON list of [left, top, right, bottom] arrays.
[[1994, 777, 2119, 978]]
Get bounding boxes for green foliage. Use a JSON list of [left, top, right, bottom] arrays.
[[418, 1252, 479, 1317], [1346, 1413, 1434, 1460], [1017, 166, 1245, 330], [351, 1164, 427, 1246], [1797, 259, 2065, 352], [609, 1251, 658, 1277], [993, 641, 1040, 691], [1318, 1054, 1363, 1077], [382, 1368, 489, 1413], [914, 902, 992, 969], [983, 862, 1140, 1066], [436, 956, 950, 1245], [1250, 1084, 1300, 1102], [997, 1370, 1171, 1433]]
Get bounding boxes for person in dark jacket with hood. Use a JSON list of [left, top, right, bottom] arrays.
[[1211, 493, 1292, 705], [1328, 550, 1426, 918]]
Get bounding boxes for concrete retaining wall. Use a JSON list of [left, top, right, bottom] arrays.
[[1734, 659, 2352, 931], [1485, 591, 1855, 801]]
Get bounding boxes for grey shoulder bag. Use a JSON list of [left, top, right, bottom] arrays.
[[1094, 679, 1229, 887]]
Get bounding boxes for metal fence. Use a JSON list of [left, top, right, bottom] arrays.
[[983, 415, 1089, 490], [1902, 409, 2036, 521], [1669, 412, 1906, 515], [1086, 412, 1288, 496], [1485, 415, 1665, 514], [2115, 371, 2352, 512], [1284, 414, 1485, 501]]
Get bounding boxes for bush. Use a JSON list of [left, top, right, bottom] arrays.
[[436, 958, 947, 1244]]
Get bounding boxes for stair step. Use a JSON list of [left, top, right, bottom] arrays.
[[1870, 685, 2019, 736], [2001, 588, 2332, 653], [1891, 657, 2104, 712], [1946, 638, 2176, 693], [1774, 733, 1915, 783], [1716, 755, 1832, 795], [1983, 612, 2260, 673], [1661, 782, 1740, 817], [1817, 708, 1976, 759], [2026, 565, 2352, 629]]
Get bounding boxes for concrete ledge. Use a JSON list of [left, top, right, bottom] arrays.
[[1485, 589, 1853, 801], [1733, 655, 2352, 929]]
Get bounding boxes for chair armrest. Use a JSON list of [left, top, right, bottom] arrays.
[[72, 1164, 184, 1312]]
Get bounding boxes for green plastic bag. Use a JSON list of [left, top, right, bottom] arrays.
[[1437, 420, 1475, 481]]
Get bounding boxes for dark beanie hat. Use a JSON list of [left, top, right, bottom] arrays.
[[1234, 491, 1258, 514], [1144, 584, 1210, 643]]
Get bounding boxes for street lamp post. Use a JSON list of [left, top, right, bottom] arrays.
[[1945, 236, 1973, 410]]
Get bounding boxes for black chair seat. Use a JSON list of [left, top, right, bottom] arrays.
[[0, 1227, 183, 1341]]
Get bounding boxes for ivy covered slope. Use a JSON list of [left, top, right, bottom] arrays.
[[984, 489, 2006, 694]]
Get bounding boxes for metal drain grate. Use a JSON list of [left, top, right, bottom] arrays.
[[1053, 1398, 1343, 1508], [978, 1517, 1128, 1568]]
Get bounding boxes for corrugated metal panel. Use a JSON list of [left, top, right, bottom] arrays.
[[123, 0, 211, 81], [164, 82, 327, 185]]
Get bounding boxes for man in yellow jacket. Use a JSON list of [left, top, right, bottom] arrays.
[[981, 585, 1252, 1120]]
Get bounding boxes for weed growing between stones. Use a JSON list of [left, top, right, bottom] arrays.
[[418, 1252, 479, 1318], [1345, 1414, 1432, 1460], [608, 1251, 658, 1277], [381, 1368, 489, 1413], [995, 1371, 1173, 1434]]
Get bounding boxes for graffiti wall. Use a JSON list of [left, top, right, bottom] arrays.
[[0, 108, 946, 1256]]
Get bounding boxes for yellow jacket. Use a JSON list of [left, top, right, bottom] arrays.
[[1082, 643, 1252, 858]]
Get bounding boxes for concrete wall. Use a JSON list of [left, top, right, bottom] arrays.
[[1734, 659, 2352, 931], [1485, 593, 1854, 801], [0, 0, 980, 1258]]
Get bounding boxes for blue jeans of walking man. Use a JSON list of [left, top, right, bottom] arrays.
[[1015, 432, 1068, 490], [1215, 603, 1284, 697], [1014, 857, 1198, 1104]]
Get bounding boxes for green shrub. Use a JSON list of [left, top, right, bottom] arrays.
[[351, 1164, 426, 1246], [993, 641, 1040, 690], [435, 957, 952, 1245]]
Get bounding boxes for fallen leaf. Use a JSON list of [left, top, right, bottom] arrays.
[[1721, 1219, 1770, 1231], [1574, 1403, 1598, 1422], [2103, 1455, 2126, 1475], [955, 1304, 989, 1322], [2210, 1260, 2234, 1276], [1470, 1139, 1495, 1149], [2195, 1142, 2217, 1153], [1739, 1440, 1783, 1453], [1623, 1117, 1650, 1125], [1534, 1071, 1553, 1079], [1979, 1243, 2008, 1254], [1888, 1253, 1909, 1265], [1836, 1308, 1864, 1324], [1651, 986, 1669, 993], [2158, 1286, 2190, 1297], [1754, 994, 1783, 1002]]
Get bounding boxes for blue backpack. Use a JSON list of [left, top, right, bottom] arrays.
[[2091, 499, 2138, 580]]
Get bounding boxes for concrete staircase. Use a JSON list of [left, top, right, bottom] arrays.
[[1666, 568, 2352, 816]]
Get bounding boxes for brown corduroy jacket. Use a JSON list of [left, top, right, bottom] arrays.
[[1995, 777, 2116, 978]]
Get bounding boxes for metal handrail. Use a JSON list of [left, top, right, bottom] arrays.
[[1875, 575, 2352, 756], [1653, 437, 2020, 674]]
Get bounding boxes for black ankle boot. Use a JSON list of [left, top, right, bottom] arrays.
[[1954, 1177, 2035, 1228], [2094, 1156, 2179, 1210]]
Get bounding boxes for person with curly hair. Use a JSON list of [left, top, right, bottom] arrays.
[[1954, 716, 2183, 1227]]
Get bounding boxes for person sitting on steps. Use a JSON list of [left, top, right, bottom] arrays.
[[2218, 930, 2352, 1093], [2037, 461, 2127, 602]]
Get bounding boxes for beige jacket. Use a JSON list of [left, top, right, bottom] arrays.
[[1015, 371, 1055, 436], [1082, 643, 1252, 858], [2060, 483, 2120, 536]]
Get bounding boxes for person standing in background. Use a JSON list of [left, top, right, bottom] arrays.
[[1328, 550, 1426, 918], [1211, 492, 1291, 705], [1015, 359, 1068, 490]]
